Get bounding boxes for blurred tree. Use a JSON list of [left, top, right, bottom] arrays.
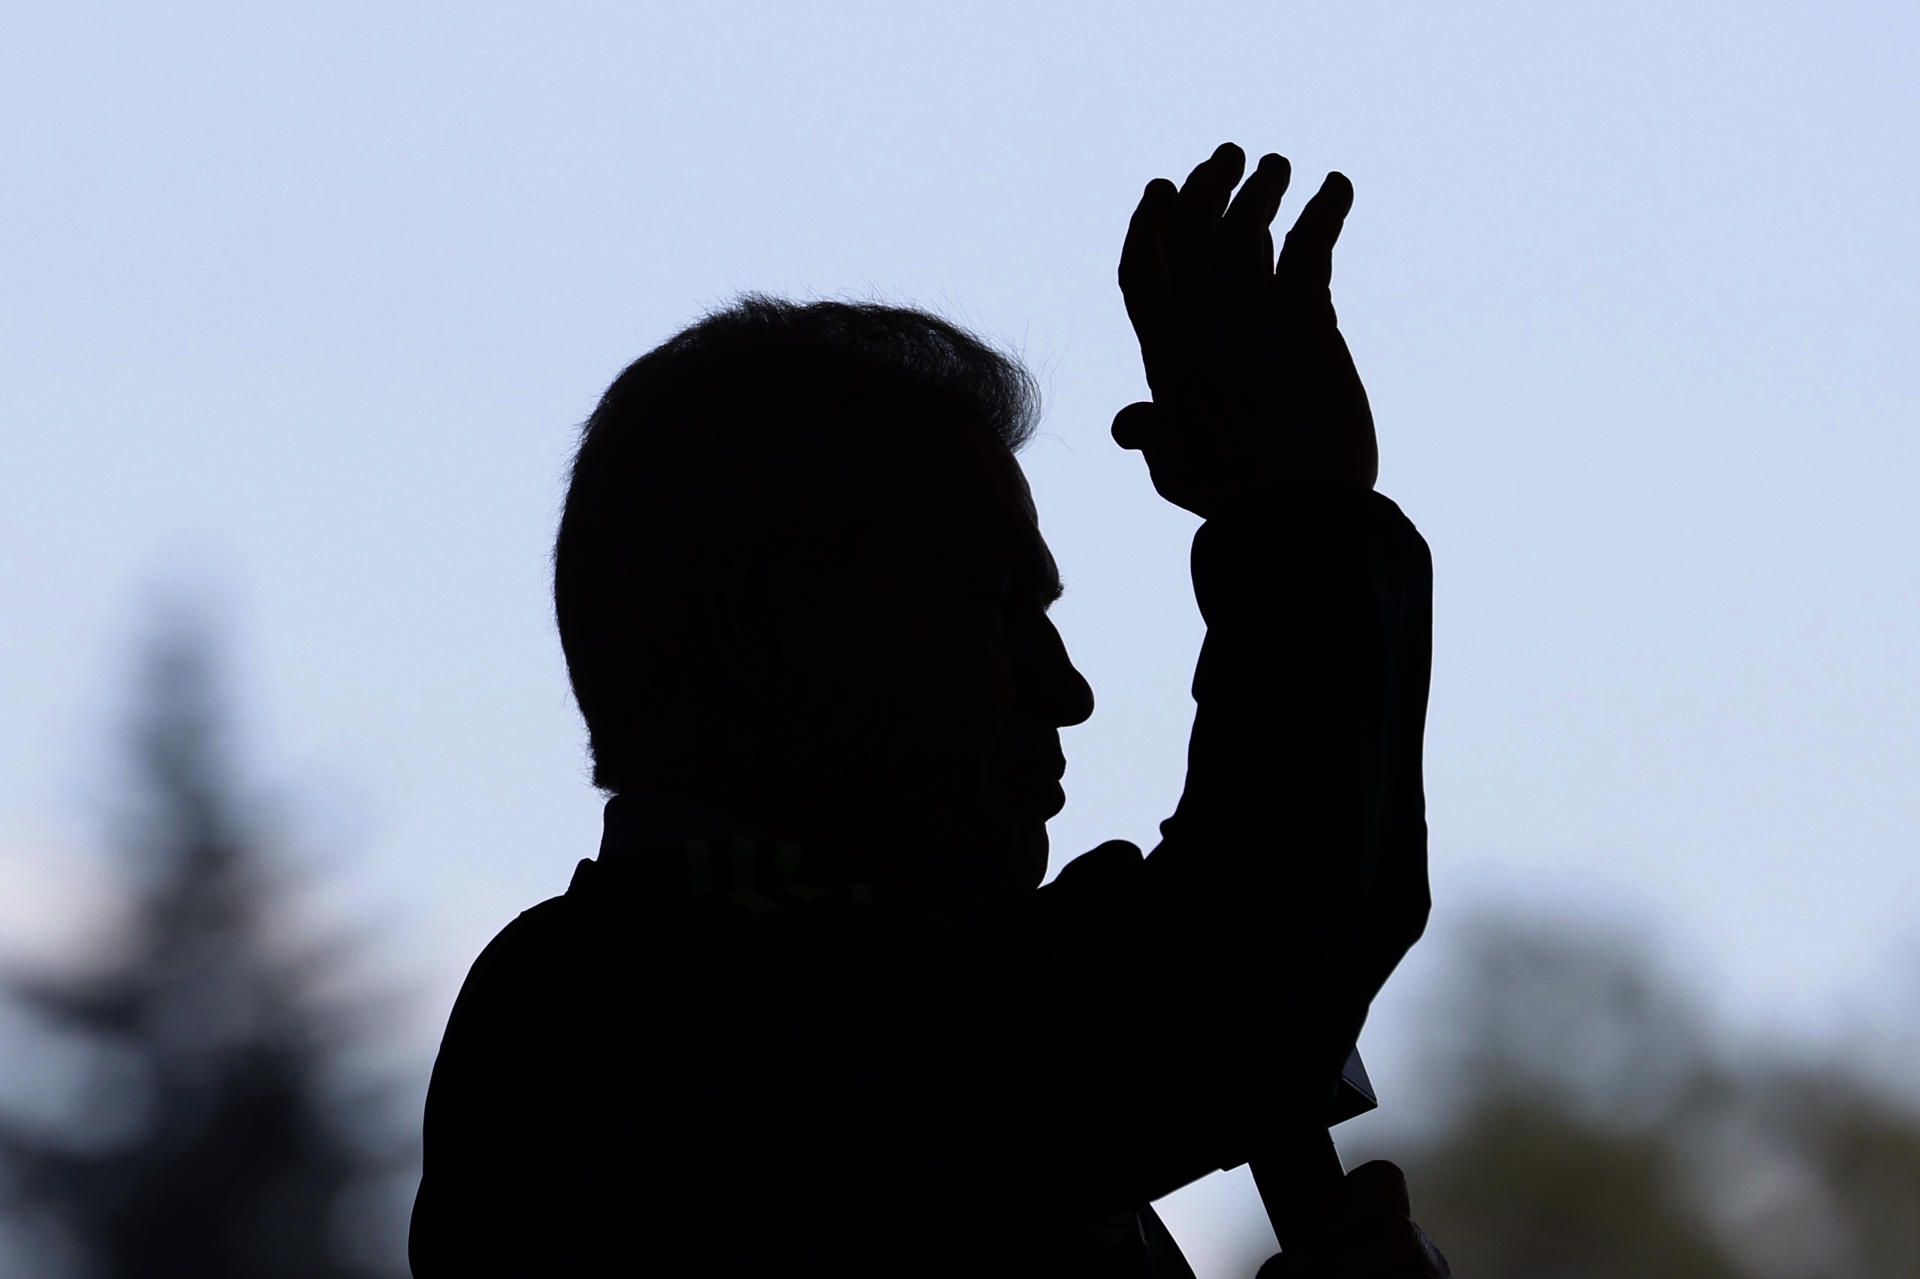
[[0, 607, 412, 1278], [1373, 916, 1920, 1279], [1387, 918, 1745, 1278], [1679, 1064, 1920, 1278], [1805, 1075, 1920, 1275], [1398, 1095, 1742, 1279]]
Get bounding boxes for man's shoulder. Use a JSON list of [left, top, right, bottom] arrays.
[[431, 889, 588, 1069], [445, 856, 636, 1005], [467, 885, 582, 986], [412, 871, 635, 1275], [432, 856, 757, 1064]]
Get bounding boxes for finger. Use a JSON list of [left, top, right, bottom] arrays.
[[1110, 401, 1157, 452], [1223, 152, 1291, 234], [1275, 170, 1355, 296], [1176, 141, 1246, 224], [1119, 179, 1179, 372], [1220, 152, 1291, 287], [1341, 1161, 1412, 1220], [1119, 178, 1177, 301]]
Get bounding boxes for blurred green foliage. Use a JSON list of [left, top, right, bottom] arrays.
[[1380, 919, 1920, 1279]]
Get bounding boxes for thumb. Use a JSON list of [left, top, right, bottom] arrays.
[[1336, 1160, 1412, 1222], [1111, 400, 1157, 451], [1050, 839, 1145, 890]]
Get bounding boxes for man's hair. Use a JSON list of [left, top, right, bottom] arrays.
[[553, 294, 1042, 793]]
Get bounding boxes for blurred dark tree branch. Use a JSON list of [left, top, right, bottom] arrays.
[[0, 605, 415, 1277]]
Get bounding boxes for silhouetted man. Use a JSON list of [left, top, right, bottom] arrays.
[[410, 143, 1442, 1277]]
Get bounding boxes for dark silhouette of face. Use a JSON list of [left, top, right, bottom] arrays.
[[732, 419, 1094, 903]]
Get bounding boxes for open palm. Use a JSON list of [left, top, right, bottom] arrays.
[[1114, 142, 1377, 518]]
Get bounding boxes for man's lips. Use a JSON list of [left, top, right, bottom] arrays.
[[997, 746, 1067, 815], [1036, 779, 1066, 818], [1010, 772, 1067, 818]]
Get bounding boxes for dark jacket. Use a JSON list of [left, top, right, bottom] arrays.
[[409, 483, 1433, 1276]]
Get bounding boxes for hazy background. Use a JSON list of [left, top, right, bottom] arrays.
[[4, 2, 1917, 1275]]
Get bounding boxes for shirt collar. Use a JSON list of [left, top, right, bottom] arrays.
[[585, 787, 876, 913], [602, 786, 769, 845]]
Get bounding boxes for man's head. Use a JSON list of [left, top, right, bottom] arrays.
[[553, 296, 1094, 900]]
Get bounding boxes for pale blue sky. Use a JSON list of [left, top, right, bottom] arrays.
[[3, 2, 1917, 1272]]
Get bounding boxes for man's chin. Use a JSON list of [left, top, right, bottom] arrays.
[[861, 794, 1051, 901], [932, 804, 1051, 901], [976, 797, 1050, 891], [1015, 818, 1050, 892]]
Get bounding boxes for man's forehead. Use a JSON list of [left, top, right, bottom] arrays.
[[907, 420, 1029, 500], [1008, 463, 1038, 525], [851, 429, 1058, 598]]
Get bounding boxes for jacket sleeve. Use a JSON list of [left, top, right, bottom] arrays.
[[1137, 481, 1434, 1161], [858, 482, 1435, 1215]]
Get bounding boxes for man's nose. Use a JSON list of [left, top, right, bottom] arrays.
[[1034, 619, 1094, 728], [1057, 661, 1095, 728]]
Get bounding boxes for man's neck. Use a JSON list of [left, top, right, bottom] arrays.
[[608, 785, 770, 843]]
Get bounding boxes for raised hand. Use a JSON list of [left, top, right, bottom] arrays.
[[1114, 143, 1377, 518]]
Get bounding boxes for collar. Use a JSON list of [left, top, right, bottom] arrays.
[[574, 787, 877, 915]]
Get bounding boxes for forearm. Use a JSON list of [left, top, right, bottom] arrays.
[[1142, 480, 1433, 1085]]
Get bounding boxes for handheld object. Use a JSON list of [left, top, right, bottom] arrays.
[[1248, 1047, 1375, 1252]]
